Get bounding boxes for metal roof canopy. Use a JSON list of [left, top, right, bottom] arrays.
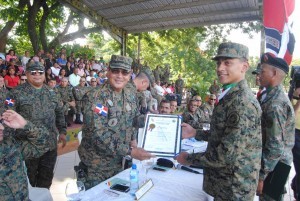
[[60, 0, 262, 54]]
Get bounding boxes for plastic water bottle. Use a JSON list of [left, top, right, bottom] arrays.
[[130, 164, 139, 196]]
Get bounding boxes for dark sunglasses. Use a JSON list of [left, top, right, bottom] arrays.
[[21, 79, 27, 81], [30, 70, 44, 75], [110, 68, 130, 76], [91, 81, 97, 82], [210, 98, 216, 101]]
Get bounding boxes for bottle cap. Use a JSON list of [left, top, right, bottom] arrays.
[[132, 164, 137, 169]]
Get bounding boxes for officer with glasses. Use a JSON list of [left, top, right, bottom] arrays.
[[7, 62, 67, 189], [78, 55, 153, 189]]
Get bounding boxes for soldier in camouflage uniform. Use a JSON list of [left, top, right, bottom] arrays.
[[177, 42, 262, 201], [57, 77, 76, 126], [8, 62, 67, 189], [182, 99, 206, 129], [152, 65, 161, 83], [175, 74, 184, 106], [199, 94, 216, 122], [256, 53, 295, 200], [72, 77, 90, 124], [78, 55, 153, 189], [0, 110, 50, 200]]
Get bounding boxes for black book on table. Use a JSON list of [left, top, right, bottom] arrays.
[[263, 161, 291, 201]]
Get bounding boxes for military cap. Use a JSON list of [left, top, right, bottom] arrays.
[[260, 52, 289, 74], [26, 62, 44, 71], [109, 55, 133, 72], [212, 42, 249, 60], [252, 63, 261, 75]]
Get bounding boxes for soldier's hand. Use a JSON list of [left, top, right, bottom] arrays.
[[176, 152, 190, 165], [69, 101, 76, 107], [1, 110, 27, 129], [256, 179, 264, 196], [58, 134, 67, 148], [131, 147, 155, 161], [181, 123, 196, 139]]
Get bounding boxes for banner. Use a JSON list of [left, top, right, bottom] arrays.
[[263, 0, 295, 65]]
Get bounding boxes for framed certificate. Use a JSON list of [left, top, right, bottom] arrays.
[[141, 114, 182, 157]]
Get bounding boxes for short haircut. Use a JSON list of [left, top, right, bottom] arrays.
[[160, 99, 170, 106]]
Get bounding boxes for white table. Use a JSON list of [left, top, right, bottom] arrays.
[[80, 164, 213, 201]]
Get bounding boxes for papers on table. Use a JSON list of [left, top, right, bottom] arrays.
[[181, 138, 208, 153], [141, 114, 182, 157]]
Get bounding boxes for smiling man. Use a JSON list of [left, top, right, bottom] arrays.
[[78, 55, 153, 189], [8, 62, 66, 189], [177, 42, 262, 200]]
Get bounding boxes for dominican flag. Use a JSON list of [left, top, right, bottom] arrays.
[[5, 98, 15, 106], [94, 103, 108, 116], [263, 0, 295, 65]]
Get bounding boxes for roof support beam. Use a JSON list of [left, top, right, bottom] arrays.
[[94, 0, 146, 10], [106, 0, 235, 19], [59, 0, 126, 44], [118, 7, 259, 28], [127, 16, 259, 33]]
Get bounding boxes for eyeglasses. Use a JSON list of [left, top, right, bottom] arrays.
[[195, 99, 202, 102], [21, 79, 27, 81], [210, 99, 216, 101], [30, 70, 44, 75], [91, 81, 97, 82], [110, 68, 130, 76], [80, 81, 86, 82]]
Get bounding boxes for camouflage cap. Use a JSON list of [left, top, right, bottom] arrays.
[[26, 62, 44, 71], [212, 42, 249, 60], [109, 55, 133, 72], [252, 63, 261, 75]]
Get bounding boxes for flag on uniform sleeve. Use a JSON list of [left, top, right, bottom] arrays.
[[263, 0, 295, 65], [94, 103, 108, 116], [5, 98, 15, 106]]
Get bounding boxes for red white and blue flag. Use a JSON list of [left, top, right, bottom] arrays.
[[5, 98, 15, 107], [94, 103, 108, 116], [263, 0, 295, 65]]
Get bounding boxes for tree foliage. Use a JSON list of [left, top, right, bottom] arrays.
[[0, 0, 102, 54]]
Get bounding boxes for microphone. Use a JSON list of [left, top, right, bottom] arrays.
[[176, 164, 202, 174]]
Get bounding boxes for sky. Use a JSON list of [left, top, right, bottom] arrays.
[[227, 1, 300, 62]]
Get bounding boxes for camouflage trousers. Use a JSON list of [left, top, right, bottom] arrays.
[[25, 149, 57, 189]]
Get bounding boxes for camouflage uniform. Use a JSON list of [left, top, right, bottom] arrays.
[[152, 66, 161, 83], [259, 85, 295, 200], [187, 80, 262, 200], [185, 43, 261, 200], [57, 85, 76, 115], [182, 109, 206, 130], [175, 78, 184, 95], [175, 77, 184, 106], [72, 85, 91, 114], [199, 103, 214, 123], [78, 55, 140, 189], [9, 71, 66, 188], [0, 87, 8, 114], [78, 83, 139, 189], [0, 123, 50, 200]]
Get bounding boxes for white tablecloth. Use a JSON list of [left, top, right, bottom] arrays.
[[78, 164, 213, 201]]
